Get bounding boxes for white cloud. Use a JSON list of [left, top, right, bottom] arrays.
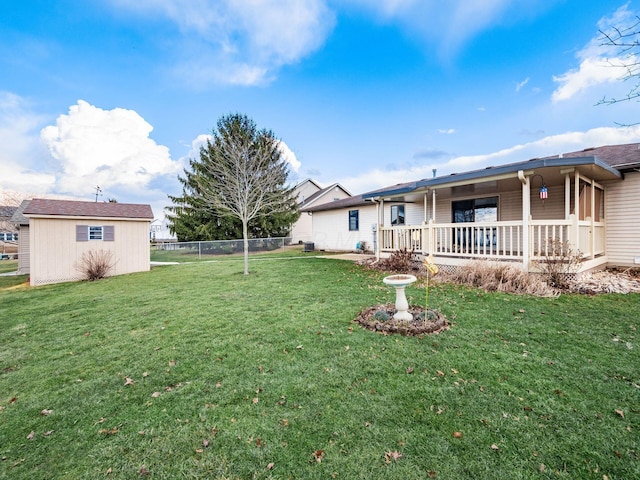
[[552, 4, 638, 103], [437, 128, 456, 134], [41, 100, 179, 197], [0, 92, 55, 193], [341, 0, 547, 58], [110, 0, 335, 86], [333, 126, 640, 194], [515, 77, 529, 92], [277, 140, 302, 173]]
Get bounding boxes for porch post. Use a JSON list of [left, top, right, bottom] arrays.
[[565, 173, 571, 219], [574, 172, 580, 253], [589, 179, 596, 259], [519, 170, 531, 271]]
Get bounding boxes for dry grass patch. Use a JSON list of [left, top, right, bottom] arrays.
[[445, 260, 558, 296]]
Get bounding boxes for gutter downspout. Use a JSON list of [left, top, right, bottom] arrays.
[[369, 197, 381, 263]]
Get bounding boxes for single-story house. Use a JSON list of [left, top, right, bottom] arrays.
[[290, 179, 351, 244], [12, 198, 154, 286], [303, 142, 640, 273]]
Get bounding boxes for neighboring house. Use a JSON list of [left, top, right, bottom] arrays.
[[14, 199, 154, 286], [290, 179, 351, 244], [150, 215, 177, 242], [0, 205, 18, 242], [10, 201, 30, 270], [304, 143, 640, 272]]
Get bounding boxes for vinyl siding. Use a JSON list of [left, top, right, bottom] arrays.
[[604, 171, 640, 267], [311, 206, 378, 251]]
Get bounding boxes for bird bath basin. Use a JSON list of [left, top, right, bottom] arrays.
[[383, 274, 417, 321]]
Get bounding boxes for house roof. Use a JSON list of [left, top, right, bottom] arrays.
[[541, 142, 640, 169], [23, 199, 154, 220], [362, 143, 635, 200], [300, 183, 352, 207], [9, 200, 31, 225], [0, 206, 18, 220], [301, 194, 371, 212]]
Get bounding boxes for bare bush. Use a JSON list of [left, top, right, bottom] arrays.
[[447, 260, 558, 296], [377, 248, 419, 273], [76, 250, 117, 281], [533, 239, 582, 289]]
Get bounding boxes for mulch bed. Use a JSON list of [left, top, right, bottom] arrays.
[[355, 303, 449, 336]]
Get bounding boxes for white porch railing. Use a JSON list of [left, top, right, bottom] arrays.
[[380, 215, 604, 263]]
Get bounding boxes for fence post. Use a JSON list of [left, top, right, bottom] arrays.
[[199, 241, 201, 260]]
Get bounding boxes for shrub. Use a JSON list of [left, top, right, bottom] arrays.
[[76, 250, 117, 281], [533, 238, 582, 289], [379, 248, 418, 273], [373, 310, 390, 322]]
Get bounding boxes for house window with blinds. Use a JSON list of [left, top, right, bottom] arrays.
[[76, 225, 115, 242]]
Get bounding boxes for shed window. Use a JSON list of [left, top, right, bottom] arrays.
[[349, 210, 359, 231], [89, 226, 103, 240]]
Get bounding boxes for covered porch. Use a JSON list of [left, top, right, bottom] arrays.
[[365, 156, 622, 273]]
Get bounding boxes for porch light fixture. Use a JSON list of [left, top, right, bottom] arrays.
[[531, 174, 547, 202]]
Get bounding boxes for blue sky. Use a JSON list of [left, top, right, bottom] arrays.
[[1, 0, 639, 217]]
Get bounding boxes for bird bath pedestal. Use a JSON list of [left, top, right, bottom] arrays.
[[383, 274, 417, 321]]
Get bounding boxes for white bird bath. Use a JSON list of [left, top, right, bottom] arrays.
[[383, 274, 417, 321]]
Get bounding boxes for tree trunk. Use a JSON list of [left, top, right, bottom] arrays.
[[242, 219, 249, 275]]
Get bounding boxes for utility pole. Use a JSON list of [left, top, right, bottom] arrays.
[[95, 186, 102, 202]]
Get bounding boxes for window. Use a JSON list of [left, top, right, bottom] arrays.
[[391, 205, 405, 226], [77, 225, 114, 242], [452, 197, 498, 223], [349, 210, 359, 231], [89, 226, 103, 240]]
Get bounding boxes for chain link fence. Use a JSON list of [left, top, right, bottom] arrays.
[[151, 237, 294, 261]]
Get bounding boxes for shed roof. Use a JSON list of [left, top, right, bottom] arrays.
[[24, 199, 154, 219]]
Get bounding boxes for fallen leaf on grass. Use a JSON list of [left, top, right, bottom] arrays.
[[106, 467, 112, 474], [491, 444, 500, 451], [406, 367, 414, 374], [437, 371, 445, 376], [615, 409, 625, 419], [26, 431, 35, 440], [139, 465, 150, 476], [311, 450, 325, 463], [124, 377, 134, 386], [9, 397, 17, 404], [252, 397, 259, 404], [428, 472, 437, 478], [43, 430, 53, 437], [384, 450, 403, 463], [452, 431, 463, 438], [40, 409, 53, 416], [267, 462, 275, 470], [99, 427, 119, 435], [203, 439, 210, 448]]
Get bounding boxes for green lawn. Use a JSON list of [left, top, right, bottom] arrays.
[[0, 258, 638, 479]]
